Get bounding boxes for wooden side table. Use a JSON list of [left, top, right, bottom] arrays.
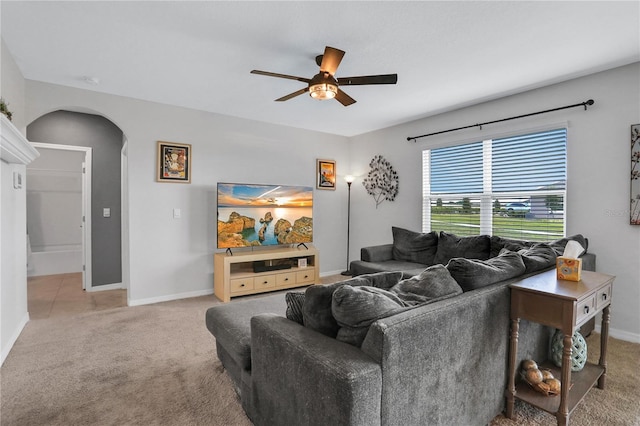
[[505, 269, 615, 426]]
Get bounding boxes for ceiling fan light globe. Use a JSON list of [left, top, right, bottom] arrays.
[[309, 83, 338, 100]]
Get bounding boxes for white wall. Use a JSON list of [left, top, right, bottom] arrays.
[[349, 63, 640, 342], [24, 81, 351, 305], [1, 38, 30, 365]]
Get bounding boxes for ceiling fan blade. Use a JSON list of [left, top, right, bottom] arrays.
[[319, 46, 345, 76], [335, 89, 356, 106], [251, 70, 310, 83], [337, 74, 398, 86], [275, 87, 309, 102]]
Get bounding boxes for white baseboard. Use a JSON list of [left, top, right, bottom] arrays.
[[1, 312, 30, 366], [594, 324, 640, 343], [128, 288, 214, 307], [320, 270, 345, 277], [87, 282, 123, 292]]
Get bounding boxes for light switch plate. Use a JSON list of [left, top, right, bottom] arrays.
[[173, 208, 181, 219], [103, 208, 111, 218], [13, 171, 22, 189]]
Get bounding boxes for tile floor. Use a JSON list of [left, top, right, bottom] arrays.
[[27, 273, 127, 319]]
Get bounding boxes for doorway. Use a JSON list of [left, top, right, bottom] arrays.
[[27, 143, 93, 290]]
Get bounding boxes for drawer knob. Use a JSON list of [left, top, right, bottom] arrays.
[[263, 281, 268, 284], [601, 293, 608, 301], [584, 306, 590, 315], [240, 283, 245, 287], [284, 278, 289, 281], [304, 275, 308, 279]]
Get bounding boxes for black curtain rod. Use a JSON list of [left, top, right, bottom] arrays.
[[407, 99, 595, 142]]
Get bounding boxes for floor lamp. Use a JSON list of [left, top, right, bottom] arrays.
[[341, 175, 355, 275]]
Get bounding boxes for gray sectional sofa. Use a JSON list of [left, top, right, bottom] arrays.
[[205, 229, 595, 426]]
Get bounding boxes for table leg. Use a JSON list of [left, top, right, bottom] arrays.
[[556, 332, 572, 426], [505, 318, 520, 419], [598, 305, 610, 389]]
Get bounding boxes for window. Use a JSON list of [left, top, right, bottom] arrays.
[[422, 128, 566, 241]]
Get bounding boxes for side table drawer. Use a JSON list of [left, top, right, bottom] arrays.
[[576, 294, 596, 325], [230, 278, 254, 293], [596, 284, 612, 310], [254, 275, 276, 290], [276, 272, 296, 286]]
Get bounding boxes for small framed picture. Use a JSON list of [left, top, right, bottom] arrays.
[[157, 141, 191, 183], [297, 258, 308, 268], [316, 159, 336, 190]]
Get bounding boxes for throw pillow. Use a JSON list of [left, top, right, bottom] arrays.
[[390, 264, 463, 305], [303, 278, 366, 337], [446, 250, 526, 291], [285, 292, 305, 325], [391, 227, 439, 265], [518, 243, 557, 273], [433, 231, 491, 265], [332, 285, 408, 347]]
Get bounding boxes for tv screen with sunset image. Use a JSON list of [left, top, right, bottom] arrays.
[[217, 183, 313, 248]]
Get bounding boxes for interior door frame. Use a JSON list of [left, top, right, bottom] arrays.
[[30, 142, 93, 290]]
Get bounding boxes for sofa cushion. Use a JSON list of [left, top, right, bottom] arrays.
[[350, 260, 428, 279], [285, 292, 305, 325], [302, 272, 403, 337], [549, 234, 588, 256], [433, 231, 491, 265], [489, 236, 534, 258], [391, 227, 439, 265], [518, 243, 557, 273], [363, 270, 405, 290], [332, 285, 408, 347], [390, 264, 463, 306], [446, 250, 526, 291]]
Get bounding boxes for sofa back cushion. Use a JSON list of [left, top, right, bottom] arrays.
[[390, 264, 462, 306], [433, 231, 491, 265], [332, 286, 409, 347], [302, 271, 403, 338], [518, 243, 557, 273], [391, 227, 439, 265], [332, 265, 462, 347], [489, 236, 534, 258], [549, 234, 588, 256], [446, 250, 526, 291]]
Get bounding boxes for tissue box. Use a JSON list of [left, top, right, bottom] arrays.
[[556, 257, 582, 281]]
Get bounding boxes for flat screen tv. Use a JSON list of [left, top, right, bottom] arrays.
[[217, 182, 313, 249]]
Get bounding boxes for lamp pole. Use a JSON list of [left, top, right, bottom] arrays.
[[341, 175, 355, 276]]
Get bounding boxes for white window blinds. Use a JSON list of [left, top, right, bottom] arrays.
[[423, 128, 567, 241]]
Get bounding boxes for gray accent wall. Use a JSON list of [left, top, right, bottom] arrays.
[[27, 110, 123, 286]]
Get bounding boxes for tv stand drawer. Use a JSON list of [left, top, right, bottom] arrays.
[[230, 278, 254, 293]]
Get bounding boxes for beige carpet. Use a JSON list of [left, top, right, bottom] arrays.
[[2, 290, 639, 425]]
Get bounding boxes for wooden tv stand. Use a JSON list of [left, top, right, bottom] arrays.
[[214, 245, 320, 302]]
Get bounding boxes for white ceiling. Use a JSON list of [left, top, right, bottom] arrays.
[[2, 1, 639, 137]]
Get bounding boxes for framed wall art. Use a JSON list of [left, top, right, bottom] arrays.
[[631, 124, 639, 225], [316, 159, 336, 190], [157, 141, 191, 183]]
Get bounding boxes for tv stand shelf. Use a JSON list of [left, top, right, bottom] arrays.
[[214, 245, 320, 302]]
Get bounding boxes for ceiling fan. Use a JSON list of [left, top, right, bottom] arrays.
[[251, 46, 398, 106]]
